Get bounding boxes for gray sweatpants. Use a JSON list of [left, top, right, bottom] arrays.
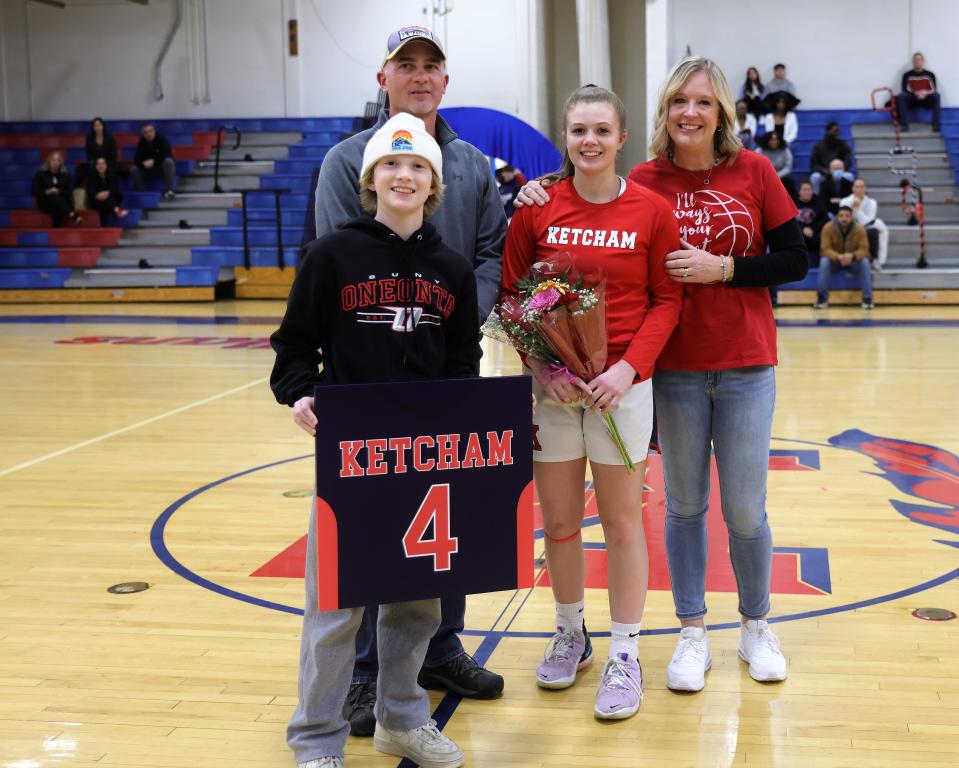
[[286, 500, 441, 763]]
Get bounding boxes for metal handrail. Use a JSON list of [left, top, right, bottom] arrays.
[[238, 188, 291, 271], [213, 125, 241, 193], [871, 85, 927, 268]]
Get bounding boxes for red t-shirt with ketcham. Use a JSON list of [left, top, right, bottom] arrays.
[[501, 177, 682, 381], [628, 150, 797, 370]]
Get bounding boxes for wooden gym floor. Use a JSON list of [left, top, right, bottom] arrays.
[[0, 301, 957, 768]]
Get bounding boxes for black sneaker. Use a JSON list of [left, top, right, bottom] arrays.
[[341, 680, 376, 737], [418, 652, 504, 699]]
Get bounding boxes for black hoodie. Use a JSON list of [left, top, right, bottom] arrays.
[[270, 217, 481, 406]]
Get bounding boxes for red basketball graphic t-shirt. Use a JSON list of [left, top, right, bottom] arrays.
[[502, 177, 683, 381], [629, 150, 797, 371]]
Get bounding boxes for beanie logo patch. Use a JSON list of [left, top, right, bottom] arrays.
[[391, 130, 414, 152]]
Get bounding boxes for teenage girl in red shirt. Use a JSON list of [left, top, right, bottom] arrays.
[[501, 85, 682, 720]]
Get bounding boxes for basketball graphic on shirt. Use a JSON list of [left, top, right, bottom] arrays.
[[695, 189, 754, 256]]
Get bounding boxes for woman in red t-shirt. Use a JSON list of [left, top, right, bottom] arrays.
[[501, 85, 682, 720], [516, 58, 808, 693]]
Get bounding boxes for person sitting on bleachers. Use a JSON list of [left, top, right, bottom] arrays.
[[74, 116, 119, 211], [795, 181, 830, 265], [495, 164, 523, 220], [841, 179, 888, 271], [757, 132, 797, 201], [130, 123, 176, 200], [767, 63, 797, 97], [85, 157, 128, 227], [819, 159, 854, 216], [734, 100, 758, 150], [760, 94, 798, 146], [739, 67, 766, 117], [896, 52, 941, 132], [809, 123, 853, 195], [815, 205, 873, 310], [31, 151, 77, 228]]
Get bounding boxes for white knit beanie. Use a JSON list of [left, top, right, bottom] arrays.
[[359, 113, 443, 182]]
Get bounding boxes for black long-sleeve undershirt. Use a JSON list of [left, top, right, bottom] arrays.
[[729, 218, 809, 287]]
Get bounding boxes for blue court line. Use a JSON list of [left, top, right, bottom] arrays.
[[4, 314, 959, 328], [149, 453, 313, 617]]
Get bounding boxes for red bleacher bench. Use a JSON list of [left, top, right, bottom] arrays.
[[0, 134, 84, 149]]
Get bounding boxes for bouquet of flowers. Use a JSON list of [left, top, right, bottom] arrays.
[[483, 252, 634, 472]]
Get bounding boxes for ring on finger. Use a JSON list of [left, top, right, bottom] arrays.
[[682, 266, 691, 278]]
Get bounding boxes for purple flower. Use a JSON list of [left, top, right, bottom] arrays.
[[528, 287, 561, 312]]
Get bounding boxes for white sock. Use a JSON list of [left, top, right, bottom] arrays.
[[609, 620, 641, 661], [555, 600, 584, 634]]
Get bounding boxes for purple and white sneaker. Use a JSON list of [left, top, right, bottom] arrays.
[[594, 654, 643, 720], [536, 624, 592, 689]]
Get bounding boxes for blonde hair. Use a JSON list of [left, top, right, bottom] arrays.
[[649, 56, 742, 163], [550, 84, 627, 182], [42, 151, 65, 172], [359, 160, 445, 218]]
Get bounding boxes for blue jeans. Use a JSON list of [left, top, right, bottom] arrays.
[[816, 256, 872, 304], [653, 367, 776, 620], [352, 597, 466, 684], [896, 91, 941, 129]]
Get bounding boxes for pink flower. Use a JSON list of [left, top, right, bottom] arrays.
[[528, 287, 561, 312]]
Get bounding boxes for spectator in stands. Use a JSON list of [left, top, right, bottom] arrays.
[[306, 23, 507, 749], [84, 117, 118, 174], [767, 63, 797, 97], [757, 132, 797, 201], [809, 123, 853, 195], [896, 52, 941, 132], [495, 163, 523, 219], [130, 123, 176, 200], [760, 95, 798, 146], [734, 100, 757, 150], [740, 67, 765, 117], [31, 151, 77, 227], [85, 157, 127, 227], [819, 159, 854, 216], [74, 116, 120, 211], [815, 205, 873, 309], [795, 180, 829, 264], [841, 178, 888, 270]]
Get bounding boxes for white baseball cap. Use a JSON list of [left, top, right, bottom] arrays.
[[360, 113, 443, 181]]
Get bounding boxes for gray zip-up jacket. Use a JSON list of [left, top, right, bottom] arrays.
[[313, 109, 507, 321]]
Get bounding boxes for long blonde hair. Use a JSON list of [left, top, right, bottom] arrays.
[[41, 151, 65, 172], [649, 57, 742, 163], [550, 84, 627, 182]]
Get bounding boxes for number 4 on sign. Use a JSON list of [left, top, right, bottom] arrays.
[[403, 484, 459, 571]]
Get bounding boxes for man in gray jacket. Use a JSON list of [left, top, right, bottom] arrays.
[[290, 25, 507, 759]]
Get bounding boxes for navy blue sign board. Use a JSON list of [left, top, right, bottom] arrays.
[[313, 375, 534, 610]]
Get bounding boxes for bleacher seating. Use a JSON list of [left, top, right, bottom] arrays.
[[0, 117, 359, 301], [1, 109, 955, 303]]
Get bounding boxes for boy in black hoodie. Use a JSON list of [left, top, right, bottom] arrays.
[[270, 113, 475, 768]]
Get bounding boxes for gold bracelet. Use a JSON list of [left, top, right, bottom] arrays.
[[727, 256, 735, 282]]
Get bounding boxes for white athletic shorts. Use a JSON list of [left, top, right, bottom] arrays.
[[531, 374, 653, 464]]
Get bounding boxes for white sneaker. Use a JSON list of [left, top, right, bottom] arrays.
[[374, 719, 464, 768], [298, 759, 343, 768], [666, 627, 712, 691], [739, 620, 788, 681]]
